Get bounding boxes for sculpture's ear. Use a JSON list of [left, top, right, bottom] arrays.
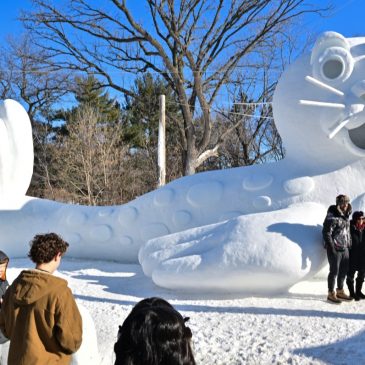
[[310, 32, 350, 64], [310, 31, 354, 83]]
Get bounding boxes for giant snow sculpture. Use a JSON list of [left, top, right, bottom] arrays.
[[2, 32, 365, 293]]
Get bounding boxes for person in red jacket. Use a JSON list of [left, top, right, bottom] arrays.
[[0, 233, 82, 365]]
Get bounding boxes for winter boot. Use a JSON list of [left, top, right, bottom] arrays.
[[355, 279, 365, 299], [346, 279, 359, 300], [327, 291, 342, 304], [336, 288, 353, 301]]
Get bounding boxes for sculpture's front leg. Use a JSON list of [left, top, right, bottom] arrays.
[[139, 202, 328, 293]]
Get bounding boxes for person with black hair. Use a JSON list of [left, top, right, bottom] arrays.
[[322, 194, 353, 303], [347, 211, 365, 301], [0, 233, 82, 365], [127, 296, 173, 315], [114, 297, 196, 365]]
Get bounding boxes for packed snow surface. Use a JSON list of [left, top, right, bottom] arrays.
[[5, 258, 365, 365]]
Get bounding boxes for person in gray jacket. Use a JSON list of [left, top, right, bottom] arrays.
[[322, 194, 353, 303]]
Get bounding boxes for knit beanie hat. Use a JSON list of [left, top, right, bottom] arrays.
[[336, 194, 350, 205]]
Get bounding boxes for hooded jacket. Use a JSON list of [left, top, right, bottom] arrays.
[[0, 269, 82, 365], [322, 204, 352, 251]]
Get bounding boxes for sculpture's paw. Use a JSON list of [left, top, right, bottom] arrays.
[[139, 202, 327, 293], [0, 99, 33, 199]]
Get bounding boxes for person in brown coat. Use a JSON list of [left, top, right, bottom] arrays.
[[0, 233, 82, 365]]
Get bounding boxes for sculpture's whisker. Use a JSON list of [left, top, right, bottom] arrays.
[[299, 100, 345, 108], [328, 118, 350, 139], [305, 76, 344, 96]]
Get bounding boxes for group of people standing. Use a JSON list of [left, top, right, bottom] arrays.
[[323, 194, 365, 303]]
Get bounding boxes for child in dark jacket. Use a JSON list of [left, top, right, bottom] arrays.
[[347, 211, 365, 301]]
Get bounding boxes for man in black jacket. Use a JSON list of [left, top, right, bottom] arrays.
[[322, 194, 353, 303]]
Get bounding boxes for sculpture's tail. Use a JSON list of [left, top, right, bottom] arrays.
[[0, 99, 33, 198]]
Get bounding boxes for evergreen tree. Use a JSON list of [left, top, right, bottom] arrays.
[[53, 75, 121, 137], [73, 75, 121, 123], [122, 73, 184, 180], [123, 73, 180, 148]]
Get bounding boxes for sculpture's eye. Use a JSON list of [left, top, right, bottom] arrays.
[[313, 46, 354, 83], [322, 58, 343, 79]]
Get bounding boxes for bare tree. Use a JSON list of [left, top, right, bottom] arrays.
[[210, 41, 288, 169], [52, 104, 129, 205], [0, 35, 76, 197], [22, 0, 329, 175], [0, 35, 72, 125]]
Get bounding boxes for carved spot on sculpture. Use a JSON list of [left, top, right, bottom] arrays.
[[283, 176, 315, 195], [118, 206, 138, 224], [187, 181, 223, 207], [253, 196, 272, 210], [242, 173, 273, 191], [154, 188, 175, 206]]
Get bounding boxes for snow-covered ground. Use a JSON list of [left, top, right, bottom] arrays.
[[6, 258, 365, 365]]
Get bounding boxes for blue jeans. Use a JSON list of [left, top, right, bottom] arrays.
[[327, 247, 349, 292]]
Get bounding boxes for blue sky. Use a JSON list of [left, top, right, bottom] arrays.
[[305, 0, 365, 37], [0, 0, 364, 43]]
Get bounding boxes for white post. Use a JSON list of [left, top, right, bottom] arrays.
[[158, 94, 166, 187]]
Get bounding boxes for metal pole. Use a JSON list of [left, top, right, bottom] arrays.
[[158, 94, 166, 187]]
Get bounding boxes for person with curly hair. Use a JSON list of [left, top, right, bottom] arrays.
[[0, 233, 82, 365], [114, 297, 196, 365]]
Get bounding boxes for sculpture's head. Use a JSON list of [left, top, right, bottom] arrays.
[[273, 32, 365, 172]]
